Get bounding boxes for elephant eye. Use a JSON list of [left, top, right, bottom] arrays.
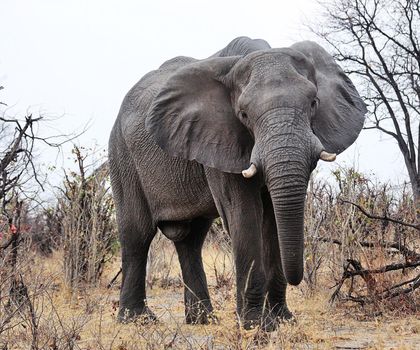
[[240, 111, 248, 119], [311, 97, 319, 109]]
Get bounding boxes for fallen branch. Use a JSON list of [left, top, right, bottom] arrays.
[[343, 259, 420, 278], [314, 236, 420, 261], [331, 258, 420, 304], [382, 273, 420, 299]]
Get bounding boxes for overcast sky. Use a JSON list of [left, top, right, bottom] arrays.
[[0, 0, 407, 187]]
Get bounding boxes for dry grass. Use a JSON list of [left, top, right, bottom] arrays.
[[1, 237, 419, 350]]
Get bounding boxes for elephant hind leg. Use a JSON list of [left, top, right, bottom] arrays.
[[173, 217, 215, 325], [118, 216, 158, 323], [118, 221, 157, 324], [111, 173, 157, 323]]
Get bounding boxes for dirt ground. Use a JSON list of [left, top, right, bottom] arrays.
[[2, 243, 419, 349]]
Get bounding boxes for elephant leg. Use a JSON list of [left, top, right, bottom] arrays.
[[113, 174, 157, 323], [261, 190, 294, 329], [173, 217, 214, 324], [206, 170, 265, 329], [118, 220, 157, 323]]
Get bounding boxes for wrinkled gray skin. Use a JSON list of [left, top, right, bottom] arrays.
[[109, 37, 366, 330]]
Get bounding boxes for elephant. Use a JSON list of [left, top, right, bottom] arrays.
[[108, 36, 366, 330]]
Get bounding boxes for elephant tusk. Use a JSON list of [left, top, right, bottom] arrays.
[[242, 163, 257, 178], [319, 151, 336, 162]]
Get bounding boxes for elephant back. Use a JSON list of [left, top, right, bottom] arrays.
[[211, 36, 271, 58]]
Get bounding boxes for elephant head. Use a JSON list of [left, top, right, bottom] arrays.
[[146, 41, 366, 285]]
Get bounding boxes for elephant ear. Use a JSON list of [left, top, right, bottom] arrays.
[[291, 41, 367, 154], [146, 56, 253, 173]]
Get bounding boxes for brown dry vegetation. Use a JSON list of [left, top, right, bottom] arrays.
[[0, 231, 419, 350], [0, 147, 419, 349]]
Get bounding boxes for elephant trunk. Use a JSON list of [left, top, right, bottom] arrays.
[[257, 113, 313, 286], [267, 169, 307, 285]]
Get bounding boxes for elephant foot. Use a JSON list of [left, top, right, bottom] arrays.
[[261, 304, 295, 331], [185, 301, 217, 325], [273, 304, 295, 323], [118, 305, 157, 324], [239, 305, 295, 332], [240, 307, 264, 330]]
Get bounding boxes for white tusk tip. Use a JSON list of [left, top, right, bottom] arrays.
[[320, 151, 336, 162], [242, 163, 257, 178]]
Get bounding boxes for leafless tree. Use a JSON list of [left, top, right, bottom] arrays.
[[313, 0, 420, 208], [0, 86, 71, 306], [0, 112, 43, 254]]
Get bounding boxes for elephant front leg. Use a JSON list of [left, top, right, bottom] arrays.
[[232, 232, 266, 330], [261, 191, 294, 330], [206, 170, 266, 330]]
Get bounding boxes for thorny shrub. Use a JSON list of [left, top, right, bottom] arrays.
[[304, 168, 419, 312], [59, 146, 118, 291]]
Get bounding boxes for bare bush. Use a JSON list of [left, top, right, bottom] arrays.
[[304, 168, 419, 311], [30, 205, 63, 256], [59, 146, 117, 291], [1, 271, 91, 349]]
